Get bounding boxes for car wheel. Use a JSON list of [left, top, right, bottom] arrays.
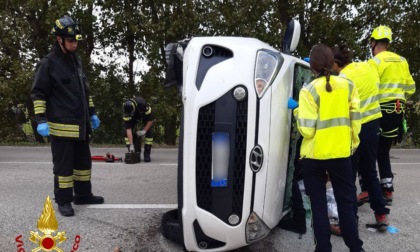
[[161, 209, 183, 245]]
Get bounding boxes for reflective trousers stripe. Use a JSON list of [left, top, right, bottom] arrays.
[[380, 177, 393, 188], [144, 137, 153, 145], [74, 169, 91, 182], [58, 176, 74, 189]]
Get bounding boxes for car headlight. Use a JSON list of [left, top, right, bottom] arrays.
[[245, 212, 270, 243], [254, 50, 283, 98]]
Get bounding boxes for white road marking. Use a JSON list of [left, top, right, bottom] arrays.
[[390, 163, 420, 165], [0, 161, 52, 164], [0, 161, 417, 165], [87, 204, 177, 209], [0, 161, 177, 166]]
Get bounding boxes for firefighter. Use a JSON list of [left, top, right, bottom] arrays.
[[31, 15, 104, 217], [367, 26, 416, 206], [123, 97, 154, 162], [288, 44, 364, 251], [332, 45, 390, 232]]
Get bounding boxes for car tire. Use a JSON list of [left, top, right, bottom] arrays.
[[161, 209, 184, 245]]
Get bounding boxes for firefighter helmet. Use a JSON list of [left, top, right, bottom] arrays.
[[52, 15, 83, 41], [371, 25, 392, 42], [123, 100, 136, 117]]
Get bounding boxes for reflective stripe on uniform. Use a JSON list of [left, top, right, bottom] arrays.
[[144, 137, 153, 145], [379, 82, 409, 90], [49, 122, 79, 138], [123, 116, 132, 122], [350, 111, 361, 120], [378, 92, 405, 101], [380, 177, 393, 188], [89, 96, 94, 107], [145, 106, 152, 115], [381, 127, 398, 138], [299, 117, 356, 130], [406, 85, 416, 92], [298, 118, 316, 128], [307, 86, 320, 107], [362, 106, 382, 118], [317, 117, 351, 129], [359, 94, 379, 109], [73, 169, 91, 182], [58, 176, 74, 189], [34, 100, 46, 114]]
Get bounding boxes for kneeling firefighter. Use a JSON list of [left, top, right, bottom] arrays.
[[123, 97, 154, 162]]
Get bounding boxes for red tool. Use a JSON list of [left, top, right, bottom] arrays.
[[91, 153, 123, 162]]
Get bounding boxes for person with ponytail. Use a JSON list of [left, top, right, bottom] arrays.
[[287, 44, 364, 252]]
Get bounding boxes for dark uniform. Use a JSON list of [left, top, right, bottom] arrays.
[[31, 15, 103, 216], [123, 97, 154, 162]]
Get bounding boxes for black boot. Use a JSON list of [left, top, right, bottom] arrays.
[[144, 144, 152, 162], [279, 210, 306, 235], [74, 195, 104, 205], [58, 202, 74, 217]]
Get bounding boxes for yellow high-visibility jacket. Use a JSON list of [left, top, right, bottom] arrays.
[[339, 62, 382, 124], [293, 75, 361, 160], [369, 51, 416, 104]]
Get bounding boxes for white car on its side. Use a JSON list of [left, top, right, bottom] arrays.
[[161, 20, 313, 251]]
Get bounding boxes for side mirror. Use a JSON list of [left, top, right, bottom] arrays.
[[281, 19, 301, 55], [163, 38, 191, 93]]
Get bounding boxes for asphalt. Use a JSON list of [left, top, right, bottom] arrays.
[[0, 146, 419, 252]]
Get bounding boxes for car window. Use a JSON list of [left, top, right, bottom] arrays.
[[293, 64, 313, 99], [283, 62, 313, 212]]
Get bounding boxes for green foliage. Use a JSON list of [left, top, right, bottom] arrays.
[[88, 65, 127, 144], [1, 0, 420, 146]]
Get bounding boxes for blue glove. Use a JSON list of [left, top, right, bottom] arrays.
[[37, 122, 50, 137], [91, 115, 100, 130], [288, 98, 298, 110]]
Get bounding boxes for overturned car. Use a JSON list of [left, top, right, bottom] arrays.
[[161, 20, 313, 251]]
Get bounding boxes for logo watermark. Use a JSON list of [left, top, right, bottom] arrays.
[[15, 196, 81, 252]]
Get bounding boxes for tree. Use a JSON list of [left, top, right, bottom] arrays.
[[1, 0, 420, 146]]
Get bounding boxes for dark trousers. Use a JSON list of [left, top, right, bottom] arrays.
[[51, 137, 92, 204], [302, 158, 363, 252], [377, 110, 403, 192], [353, 119, 389, 215], [132, 133, 142, 153]]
